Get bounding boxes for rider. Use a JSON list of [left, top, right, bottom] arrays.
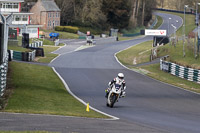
[[105, 73, 126, 98]]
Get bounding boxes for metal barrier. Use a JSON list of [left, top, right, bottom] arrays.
[[29, 41, 43, 48], [160, 57, 200, 84], [0, 55, 8, 97], [54, 39, 60, 46]]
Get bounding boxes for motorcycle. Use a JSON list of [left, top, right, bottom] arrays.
[[106, 83, 122, 108]]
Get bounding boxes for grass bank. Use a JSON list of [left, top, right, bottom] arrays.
[[116, 40, 200, 93], [153, 15, 163, 29], [116, 41, 152, 66], [3, 62, 108, 118]]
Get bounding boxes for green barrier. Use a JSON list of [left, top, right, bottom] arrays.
[[122, 33, 140, 37], [79, 36, 86, 39]]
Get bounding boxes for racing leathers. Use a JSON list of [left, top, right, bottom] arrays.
[[105, 77, 126, 98]]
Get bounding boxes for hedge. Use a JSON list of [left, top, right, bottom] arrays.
[[55, 26, 103, 35], [55, 26, 79, 34]]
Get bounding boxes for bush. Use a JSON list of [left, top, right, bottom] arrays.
[[55, 26, 103, 35], [55, 26, 64, 31], [63, 26, 79, 34]]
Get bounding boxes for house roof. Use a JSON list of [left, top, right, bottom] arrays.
[[41, 0, 60, 12], [0, 0, 24, 2]]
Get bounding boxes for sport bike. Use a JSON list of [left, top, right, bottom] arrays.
[[106, 83, 122, 108]]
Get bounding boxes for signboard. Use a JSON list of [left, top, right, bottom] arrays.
[[161, 61, 170, 72], [145, 29, 167, 36]]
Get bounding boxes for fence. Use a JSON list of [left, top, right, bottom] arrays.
[[0, 55, 8, 97], [160, 57, 200, 84]]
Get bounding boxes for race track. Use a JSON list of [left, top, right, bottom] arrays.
[[1, 12, 200, 133], [49, 12, 200, 133]]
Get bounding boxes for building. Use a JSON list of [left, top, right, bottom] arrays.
[[30, 0, 61, 30], [0, 0, 42, 38]]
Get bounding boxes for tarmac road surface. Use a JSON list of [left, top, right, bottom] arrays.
[[50, 13, 200, 133], [1, 13, 200, 133]]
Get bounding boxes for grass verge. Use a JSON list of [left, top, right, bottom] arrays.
[[36, 46, 59, 63], [116, 41, 152, 66], [157, 41, 200, 69], [153, 15, 163, 29], [41, 30, 79, 39], [3, 62, 108, 118], [116, 40, 200, 94], [140, 64, 200, 93]]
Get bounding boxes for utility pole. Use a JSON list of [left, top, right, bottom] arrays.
[[183, 5, 188, 57]]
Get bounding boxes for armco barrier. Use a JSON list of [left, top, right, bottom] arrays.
[[123, 33, 140, 37], [0, 55, 8, 97], [160, 58, 200, 84]]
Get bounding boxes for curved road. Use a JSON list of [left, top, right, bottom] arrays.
[[50, 12, 200, 133], [1, 13, 200, 133]]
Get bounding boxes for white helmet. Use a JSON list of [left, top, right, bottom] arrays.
[[118, 73, 124, 80]]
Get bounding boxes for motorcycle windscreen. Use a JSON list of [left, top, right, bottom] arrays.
[[114, 84, 121, 90]]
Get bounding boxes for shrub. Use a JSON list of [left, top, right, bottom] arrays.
[[63, 26, 79, 34], [55, 26, 64, 31]]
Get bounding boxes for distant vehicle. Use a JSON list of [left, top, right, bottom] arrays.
[[49, 32, 59, 39]]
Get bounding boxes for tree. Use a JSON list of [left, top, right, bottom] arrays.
[[102, 0, 131, 29]]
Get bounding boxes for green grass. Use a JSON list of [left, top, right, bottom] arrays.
[[41, 29, 79, 39], [3, 62, 108, 118], [42, 39, 55, 46], [140, 64, 200, 93], [116, 41, 152, 66], [8, 45, 30, 52], [153, 15, 163, 29], [37, 46, 59, 63], [116, 40, 200, 93], [157, 41, 200, 69]]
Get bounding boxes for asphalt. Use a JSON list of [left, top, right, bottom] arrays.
[[0, 112, 169, 133], [1, 12, 200, 133]]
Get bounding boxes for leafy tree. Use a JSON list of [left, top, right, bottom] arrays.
[[102, 0, 131, 29]]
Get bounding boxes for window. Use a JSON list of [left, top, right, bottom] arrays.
[[53, 12, 54, 18], [49, 12, 51, 18], [2, 3, 5, 8], [48, 20, 51, 27], [13, 3, 18, 9], [15, 16, 21, 21], [22, 16, 28, 21]]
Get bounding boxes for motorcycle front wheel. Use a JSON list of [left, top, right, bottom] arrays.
[[109, 93, 117, 108]]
